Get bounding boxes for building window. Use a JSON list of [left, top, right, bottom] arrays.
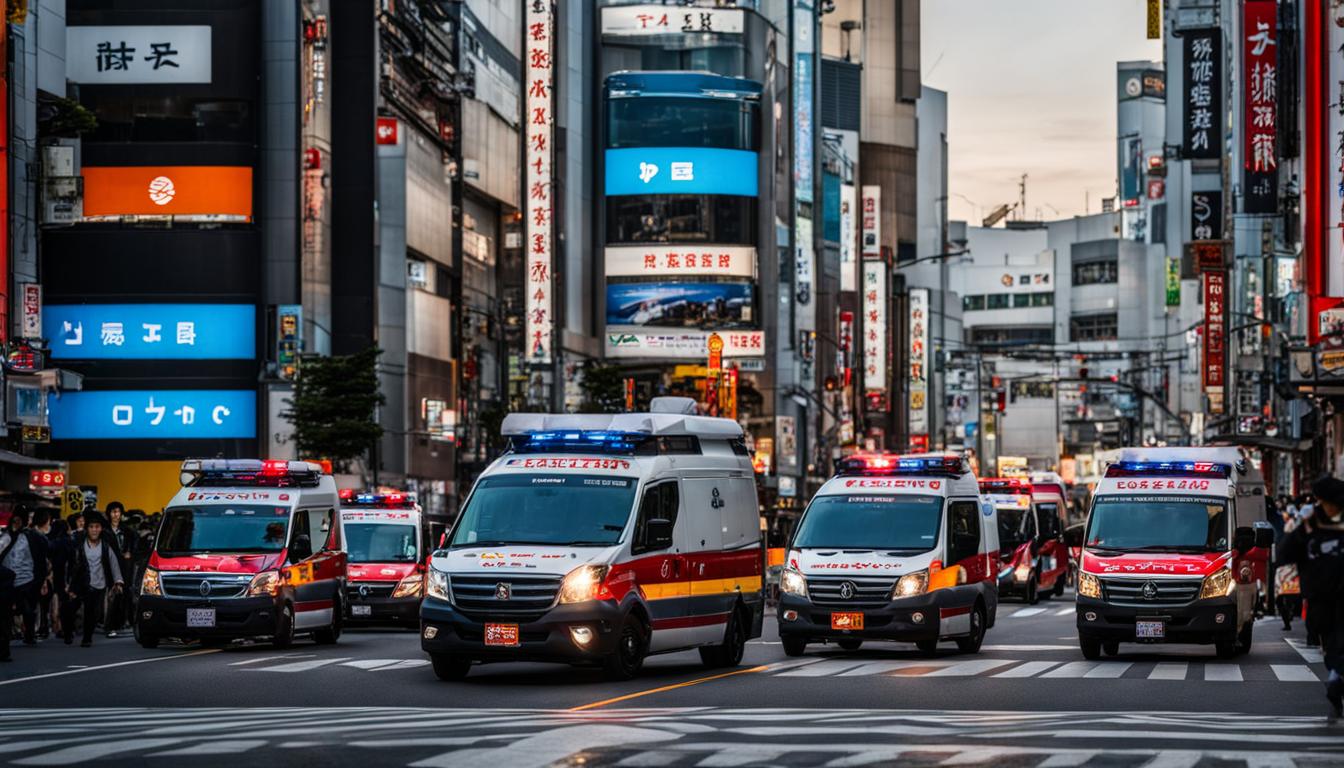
[[1070, 312, 1118, 342], [1073, 260, 1118, 285], [606, 195, 756, 244], [1011, 381, 1056, 399], [1030, 292, 1053, 307], [1012, 293, 1030, 308], [607, 96, 758, 151], [968, 326, 1053, 346], [963, 295, 985, 311], [987, 294, 1010, 309]]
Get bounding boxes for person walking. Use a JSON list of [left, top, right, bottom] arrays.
[[1280, 476, 1344, 718], [67, 512, 124, 648], [0, 516, 22, 662], [103, 502, 131, 637], [46, 518, 75, 642], [1, 510, 40, 646], [27, 510, 53, 639]]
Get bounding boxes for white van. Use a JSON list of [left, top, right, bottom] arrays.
[[777, 453, 1000, 656], [420, 397, 764, 681]]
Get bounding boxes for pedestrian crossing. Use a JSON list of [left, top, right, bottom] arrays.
[[763, 656, 1324, 682], [228, 655, 430, 674]]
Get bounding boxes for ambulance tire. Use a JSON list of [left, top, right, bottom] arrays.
[[273, 604, 296, 649], [1053, 575, 1066, 597], [1025, 576, 1039, 605], [1215, 631, 1238, 659], [915, 638, 939, 656], [603, 613, 649, 681], [955, 604, 986, 654], [134, 622, 160, 650], [430, 653, 472, 681], [782, 636, 808, 657], [837, 639, 863, 651], [313, 598, 342, 645], [1102, 641, 1119, 656], [699, 607, 747, 668], [1079, 634, 1102, 660]]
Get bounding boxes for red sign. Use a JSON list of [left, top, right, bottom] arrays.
[[375, 117, 399, 145], [1146, 179, 1165, 200], [1203, 271, 1226, 414], [1242, 1, 1277, 174], [29, 470, 65, 489]]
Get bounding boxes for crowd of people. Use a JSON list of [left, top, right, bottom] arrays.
[[1276, 478, 1344, 718], [0, 502, 159, 660]]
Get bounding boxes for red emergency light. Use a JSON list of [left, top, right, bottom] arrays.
[[979, 477, 1032, 494], [837, 453, 967, 477]]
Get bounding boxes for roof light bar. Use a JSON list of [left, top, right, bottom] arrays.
[[836, 454, 967, 477], [1104, 460, 1232, 479], [341, 491, 417, 508], [979, 477, 1033, 494], [180, 459, 327, 489], [509, 429, 650, 455]]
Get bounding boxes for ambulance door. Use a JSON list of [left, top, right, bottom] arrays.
[[632, 479, 689, 652], [1034, 502, 1067, 591], [681, 476, 730, 645], [287, 507, 344, 629]]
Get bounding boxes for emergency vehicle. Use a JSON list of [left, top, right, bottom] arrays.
[[420, 398, 764, 681], [1075, 447, 1273, 659], [135, 459, 346, 649], [777, 453, 999, 656], [983, 477, 1068, 603], [339, 490, 424, 628]]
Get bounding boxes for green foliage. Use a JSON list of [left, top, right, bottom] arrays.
[[282, 347, 386, 472], [579, 363, 627, 414], [40, 97, 98, 138]]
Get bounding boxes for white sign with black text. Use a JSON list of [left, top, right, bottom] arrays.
[[67, 26, 212, 84], [861, 185, 881, 257], [600, 5, 744, 36], [605, 245, 756, 279], [840, 183, 857, 291]]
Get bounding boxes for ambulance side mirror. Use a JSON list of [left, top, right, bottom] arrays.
[[646, 518, 674, 550]]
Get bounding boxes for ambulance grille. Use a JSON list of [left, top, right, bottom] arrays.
[[160, 573, 252, 599], [805, 575, 896, 609], [1099, 577, 1202, 606], [449, 574, 563, 615]]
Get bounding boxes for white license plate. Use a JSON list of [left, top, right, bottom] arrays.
[[352, 605, 372, 617], [1136, 620, 1165, 639], [186, 608, 216, 629]]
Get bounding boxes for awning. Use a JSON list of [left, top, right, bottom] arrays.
[[0, 449, 62, 468]]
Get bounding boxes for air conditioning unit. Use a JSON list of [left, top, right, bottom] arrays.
[[42, 176, 83, 225]]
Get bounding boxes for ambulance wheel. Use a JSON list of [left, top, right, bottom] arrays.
[[430, 653, 472, 681], [782, 636, 808, 657], [1079, 634, 1102, 660], [915, 638, 939, 656], [700, 608, 747, 668], [1214, 632, 1238, 659], [272, 604, 296, 649], [313, 597, 342, 645], [1053, 576, 1066, 597], [1235, 622, 1253, 655], [1102, 641, 1119, 657], [1025, 576, 1039, 605], [134, 622, 160, 650], [603, 613, 648, 681], [837, 639, 863, 651], [955, 604, 986, 654]]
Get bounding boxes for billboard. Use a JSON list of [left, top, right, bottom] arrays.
[[1242, 0, 1278, 214], [604, 245, 754, 279], [1182, 29, 1222, 160], [1119, 136, 1143, 203], [82, 166, 252, 222], [49, 390, 257, 440], [862, 260, 887, 392], [606, 282, 754, 328], [861, 185, 881, 256], [1190, 190, 1223, 240], [524, 0, 555, 364], [840, 183, 856, 291], [67, 25, 211, 84], [604, 147, 758, 197], [600, 6, 744, 35], [606, 328, 765, 359], [1203, 272, 1226, 414], [908, 288, 930, 436], [1118, 67, 1165, 101], [44, 304, 255, 360]]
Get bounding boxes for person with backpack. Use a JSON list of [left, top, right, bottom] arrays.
[[66, 512, 124, 648], [1, 509, 43, 647]]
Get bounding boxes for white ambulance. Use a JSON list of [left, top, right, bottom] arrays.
[[777, 453, 1000, 656], [1076, 447, 1273, 659], [420, 398, 764, 681]]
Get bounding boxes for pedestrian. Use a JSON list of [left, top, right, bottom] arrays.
[[1, 509, 41, 646], [68, 512, 83, 535], [27, 510, 54, 639], [66, 512, 123, 648], [0, 516, 20, 662], [104, 502, 131, 637], [46, 517, 74, 642], [1279, 475, 1344, 718]]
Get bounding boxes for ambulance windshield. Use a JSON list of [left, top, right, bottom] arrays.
[[450, 474, 638, 548], [157, 506, 292, 555], [345, 523, 418, 563], [1085, 495, 1229, 553], [793, 494, 942, 552]]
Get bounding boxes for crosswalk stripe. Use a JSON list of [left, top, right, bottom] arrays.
[[1140, 750, 1202, 768], [776, 660, 869, 677], [1147, 663, 1187, 680], [1011, 607, 1048, 618], [849, 661, 951, 677], [1054, 607, 1073, 616], [1271, 664, 1319, 682], [244, 658, 351, 673], [341, 659, 405, 670], [1039, 662, 1099, 678], [1285, 639, 1324, 664], [1204, 664, 1242, 682], [920, 659, 1019, 677], [992, 661, 1062, 678], [1083, 662, 1131, 678]]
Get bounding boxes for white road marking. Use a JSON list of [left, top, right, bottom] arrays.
[[1083, 662, 1131, 679], [1011, 607, 1048, 618], [1037, 752, 1099, 767], [992, 661, 1063, 678], [146, 740, 268, 756], [940, 747, 1017, 765], [229, 654, 313, 666], [777, 660, 868, 677], [1147, 663, 1187, 681], [341, 659, 408, 670], [1285, 638, 1324, 664], [1271, 664, 1320, 682], [920, 659, 1019, 677], [1138, 750, 1202, 768], [760, 657, 825, 673], [616, 752, 682, 766], [1203, 664, 1243, 682], [409, 724, 682, 768], [1054, 607, 1073, 616], [12, 739, 185, 765], [244, 658, 351, 673], [0, 649, 219, 688], [1039, 662, 1100, 678], [980, 644, 1076, 652]]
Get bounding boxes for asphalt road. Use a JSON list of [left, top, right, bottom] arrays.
[[2, 592, 1340, 767]]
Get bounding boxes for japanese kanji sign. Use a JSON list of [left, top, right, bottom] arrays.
[[1242, 0, 1278, 214], [604, 245, 755, 278], [1190, 190, 1223, 240], [1203, 271, 1226, 415], [525, 0, 554, 364], [861, 185, 881, 257], [20, 284, 41, 340], [1182, 29, 1221, 160], [861, 260, 887, 394], [67, 26, 211, 84], [908, 288, 930, 436], [600, 5, 744, 35], [605, 329, 765, 360], [44, 304, 255, 360]]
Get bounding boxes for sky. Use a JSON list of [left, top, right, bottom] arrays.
[[921, 0, 1163, 225]]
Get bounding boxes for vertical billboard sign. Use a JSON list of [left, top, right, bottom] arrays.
[[1166, 258, 1180, 308], [840, 183, 856, 291], [861, 185, 880, 256], [793, 0, 814, 204], [1183, 29, 1222, 160], [1190, 190, 1223, 240], [21, 284, 41, 339], [908, 288, 930, 437], [861, 261, 886, 394], [1242, 0, 1278, 214], [1119, 136, 1143, 203], [1203, 271, 1226, 414], [1329, 3, 1344, 300], [524, 0, 554, 364]]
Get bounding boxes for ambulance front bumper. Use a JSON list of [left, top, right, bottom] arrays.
[[1076, 594, 1238, 643], [137, 594, 277, 639], [776, 593, 948, 643], [419, 597, 627, 662]]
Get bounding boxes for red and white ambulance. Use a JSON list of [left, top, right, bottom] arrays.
[[983, 476, 1069, 603], [1075, 447, 1273, 659], [339, 490, 424, 628], [136, 459, 346, 649], [778, 453, 1000, 656]]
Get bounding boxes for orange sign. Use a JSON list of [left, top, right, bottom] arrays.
[[82, 166, 253, 221], [707, 332, 724, 373]]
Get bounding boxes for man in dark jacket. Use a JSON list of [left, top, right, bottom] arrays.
[[1280, 475, 1344, 717], [67, 512, 124, 647], [104, 502, 131, 637]]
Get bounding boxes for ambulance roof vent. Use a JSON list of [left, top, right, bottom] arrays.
[[501, 411, 742, 440], [649, 396, 698, 415]]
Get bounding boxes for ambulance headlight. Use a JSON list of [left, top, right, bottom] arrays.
[[1077, 571, 1101, 599], [140, 567, 162, 596], [391, 573, 424, 599], [892, 570, 929, 599], [247, 570, 281, 597], [1199, 566, 1235, 599], [780, 568, 808, 597], [426, 569, 451, 601], [558, 565, 610, 604]]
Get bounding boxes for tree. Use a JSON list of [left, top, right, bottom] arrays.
[[579, 363, 627, 413], [282, 347, 385, 472]]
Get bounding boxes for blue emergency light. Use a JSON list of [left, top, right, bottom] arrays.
[[836, 454, 967, 477], [180, 459, 326, 488], [509, 430, 651, 455], [1104, 460, 1233, 479]]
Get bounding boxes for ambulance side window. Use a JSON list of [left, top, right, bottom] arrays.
[[947, 500, 981, 565], [289, 510, 313, 561], [634, 481, 679, 555], [1037, 506, 1060, 539]]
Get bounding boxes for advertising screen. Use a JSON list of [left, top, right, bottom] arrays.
[[606, 282, 753, 328], [49, 390, 257, 440], [44, 304, 255, 360], [606, 328, 764, 359], [604, 148, 758, 197], [82, 166, 253, 222]]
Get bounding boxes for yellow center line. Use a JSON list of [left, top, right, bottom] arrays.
[[568, 664, 768, 712]]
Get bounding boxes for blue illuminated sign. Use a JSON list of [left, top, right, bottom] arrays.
[[49, 390, 257, 440], [44, 304, 255, 360], [605, 148, 758, 197]]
